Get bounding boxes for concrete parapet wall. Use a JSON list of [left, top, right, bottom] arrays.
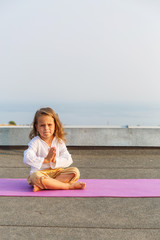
[[0, 126, 160, 147]]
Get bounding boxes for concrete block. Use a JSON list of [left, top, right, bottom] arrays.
[[0, 126, 160, 146]]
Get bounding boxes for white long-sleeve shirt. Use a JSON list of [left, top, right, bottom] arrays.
[[24, 136, 73, 174]]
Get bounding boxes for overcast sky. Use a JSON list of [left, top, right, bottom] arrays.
[[0, 0, 160, 109]]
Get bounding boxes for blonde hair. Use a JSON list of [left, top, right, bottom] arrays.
[[29, 107, 66, 142]]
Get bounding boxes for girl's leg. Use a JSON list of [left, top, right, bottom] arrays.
[[55, 173, 75, 183], [30, 167, 86, 192], [33, 177, 86, 192], [54, 167, 81, 183]]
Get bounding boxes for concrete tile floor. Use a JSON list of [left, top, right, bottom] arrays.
[[1, 147, 160, 240]]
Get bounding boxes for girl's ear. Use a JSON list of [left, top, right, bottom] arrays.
[[53, 120, 56, 135], [35, 124, 38, 134]]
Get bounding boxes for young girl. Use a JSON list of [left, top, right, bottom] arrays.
[[24, 107, 86, 192]]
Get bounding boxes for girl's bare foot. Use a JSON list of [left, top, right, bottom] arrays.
[[69, 182, 86, 190], [33, 182, 86, 191], [33, 185, 42, 192]]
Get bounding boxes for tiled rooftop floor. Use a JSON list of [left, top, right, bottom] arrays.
[[1, 147, 160, 240]]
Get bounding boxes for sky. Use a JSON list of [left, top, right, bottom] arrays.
[[0, 0, 160, 125]]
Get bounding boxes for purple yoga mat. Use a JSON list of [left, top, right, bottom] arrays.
[[0, 178, 160, 197]]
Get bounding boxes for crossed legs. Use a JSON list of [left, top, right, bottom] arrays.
[[28, 168, 86, 192]]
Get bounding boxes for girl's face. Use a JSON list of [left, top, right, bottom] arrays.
[[36, 115, 55, 142]]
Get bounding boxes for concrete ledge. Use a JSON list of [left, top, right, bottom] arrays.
[[0, 126, 160, 147]]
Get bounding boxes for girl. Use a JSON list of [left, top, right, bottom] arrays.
[[24, 107, 86, 192]]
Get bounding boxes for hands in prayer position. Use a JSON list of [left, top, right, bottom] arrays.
[[44, 147, 56, 164]]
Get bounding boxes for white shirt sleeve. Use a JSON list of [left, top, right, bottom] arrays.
[[50, 141, 73, 169], [23, 140, 44, 170]]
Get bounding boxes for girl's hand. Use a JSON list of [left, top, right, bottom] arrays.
[[44, 147, 56, 164], [50, 155, 56, 164]]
